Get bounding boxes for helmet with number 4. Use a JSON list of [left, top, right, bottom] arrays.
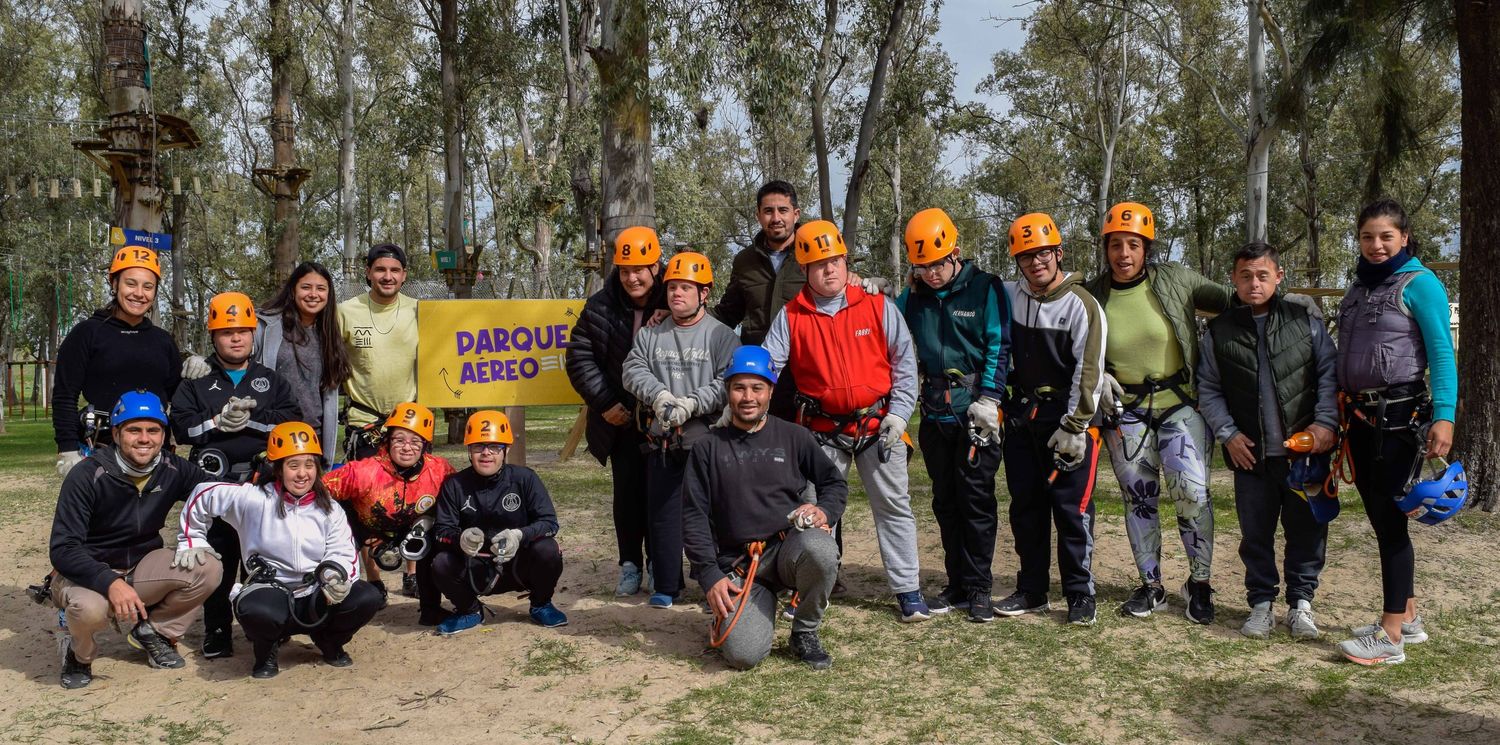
[[1102, 202, 1156, 241], [1397, 458, 1469, 526], [1008, 213, 1062, 256], [613, 226, 662, 267], [267, 421, 322, 460], [206, 292, 257, 331]]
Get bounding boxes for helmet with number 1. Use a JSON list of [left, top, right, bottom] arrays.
[[664, 251, 714, 286], [464, 409, 514, 446], [905, 208, 959, 265], [1101, 202, 1156, 241], [267, 422, 322, 460], [206, 292, 258, 331], [109, 245, 162, 279], [794, 220, 848, 265], [1008, 213, 1062, 256], [613, 226, 662, 267], [385, 402, 436, 443]]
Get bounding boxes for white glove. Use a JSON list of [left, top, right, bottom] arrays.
[[1101, 373, 1125, 420], [714, 405, 732, 427], [967, 396, 1002, 441], [661, 395, 697, 429], [216, 397, 257, 433], [171, 546, 221, 569], [459, 527, 486, 557], [651, 391, 674, 423], [491, 528, 523, 564], [322, 579, 352, 605], [1047, 429, 1088, 470], [787, 508, 817, 531], [56, 450, 85, 477], [879, 414, 907, 449], [181, 354, 212, 380], [860, 276, 895, 297]]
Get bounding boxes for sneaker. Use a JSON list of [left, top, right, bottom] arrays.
[[1182, 580, 1216, 625], [1067, 594, 1097, 626], [529, 602, 569, 628], [993, 590, 1049, 617], [437, 610, 483, 636], [896, 591, 930, 623], [127, 620, 186, 669], [400, 573, 419, 598], [320, 645, 354, 667], [966, 591, 995, 623], [1350, 616, 1428, 644], [1241, 601, 1275, 639], [251, 642, 279, 679], [202, 626, 234, 659], [417, 607, 452, 627], [648, 593, 675, 609], [616, 562, 643, 597], [1339, 628, 1406, 665], [1285, 599, 1320, 640], [59, 638, 92, 690], [1119, 583, 1167, 619], [780, 593, 800, 622], [788, 630, 833, 671]]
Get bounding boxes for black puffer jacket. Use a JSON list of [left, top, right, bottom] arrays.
[[565, 271, 666, 464]]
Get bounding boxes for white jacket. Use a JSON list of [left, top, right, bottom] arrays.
[[179, 481, 360, 597]]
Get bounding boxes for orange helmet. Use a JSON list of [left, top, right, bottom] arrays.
[[663, 251, 713, 286], [614, 226, 662, 267], [904, 208, 959, 264], [267, 421, 322, 460], [794, 220, 848, 265], [1008, 213, 1062, 256], [1101, 202, 1155, 241], [206, 292, 257, 331], [464, 409, 514, 446], [385, 402, 435, 443], [109, 246, 161, 279]]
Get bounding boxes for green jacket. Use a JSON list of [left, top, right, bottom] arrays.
[[1206, 294, 1319, 443], [1085, 263, 1232, 389], [896, 261, 1012, 420]]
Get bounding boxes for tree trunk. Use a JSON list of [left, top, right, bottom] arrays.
[[1298, 123, 1322, 287], [1244, 0, 1272, 244], [888, 131, 902, 279], [267, 0, 301, 282], [1095, 13, 1129, 271], [92, 0, 168, 232], [811, 0, 839, 219], [842, 0, 908, 245], [593, 0, 656, 250], [338, 0, 359, 280], [560, 0, 601, 287], [439, 0, 470, 298], [1455, 0, 1500, 510], [169, 192, 189, 349]]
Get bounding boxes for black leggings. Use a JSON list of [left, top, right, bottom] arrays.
[[429, 538, 563, 614], [203, 519, 242, 633], [1346, 420, 1418, 614], [609, 432, 650, 568], [234, 579, 382, 651]]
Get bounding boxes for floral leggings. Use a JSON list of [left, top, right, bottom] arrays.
[[1103, 405, 1214, 586]]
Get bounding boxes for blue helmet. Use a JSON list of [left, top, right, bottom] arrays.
[[722, 345, 778, 385], [1287, 454, 1339, 524], [110, 390, 168, 427], [1396, 459, 1469, 526]]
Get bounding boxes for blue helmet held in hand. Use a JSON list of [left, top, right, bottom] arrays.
[[110, 390, 168, 427], [1287, 453, 1340, 524], [1396, 458, 1469, 526], [722, 345, 778, 385]]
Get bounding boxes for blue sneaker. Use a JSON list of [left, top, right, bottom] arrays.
[[648, 593, 675, 609], [897, 591, 931, 623], [529, 603, 569, 628], [436, 611, 482, 636]]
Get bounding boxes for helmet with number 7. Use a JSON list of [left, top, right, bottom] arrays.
[[1396, 458, 1469, 526], [267, 421, 322, 460], [1101, 202, 1156, 241], [904, 208, 959, 265], [1008, 213, 1061, 256]]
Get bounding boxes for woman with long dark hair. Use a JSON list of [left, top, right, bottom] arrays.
[[254, 262, 352, 457]]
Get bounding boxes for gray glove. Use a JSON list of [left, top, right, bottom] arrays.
[[171, 546, 221, 569], [491, 528, 523, 564], [459, 527, 485, 558], [713, 404, 732, 427], [1101, 373, 1125, 420], [181, 354, 212, 380], [217, 397, 257, 433], [787, 508, 817, 531], [967, 396, 1002, 441], [860, 276, 895, 297], [56, 450, 85, 477], [879, 414, 908, 449], [322, 579, 352, 605], [651, 391, 674, 423], [1047, 429, 1088, 470], [661, 395, 697, 429]]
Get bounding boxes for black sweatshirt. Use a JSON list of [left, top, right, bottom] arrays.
[[51, 309, 182, 452], [169, 357, 299, 468], [432, 465, 560, 550], [681, 416, 847, 592], [49, 448, 214, 596]]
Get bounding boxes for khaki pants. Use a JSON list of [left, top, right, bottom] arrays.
[[52, 548, 222, 663]]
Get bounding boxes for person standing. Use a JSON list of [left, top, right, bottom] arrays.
[[565, 226, 666, 596], [337, 244, 419, 462], [254, 261, 352, 458], [896, 208, 1011, 622]]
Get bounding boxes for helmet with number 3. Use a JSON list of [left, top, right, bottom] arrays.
[[1008, 213, 1062, 256]]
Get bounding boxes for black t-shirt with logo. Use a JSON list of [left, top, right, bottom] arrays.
[[432, 465, 559, 548]]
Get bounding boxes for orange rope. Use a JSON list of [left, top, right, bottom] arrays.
[[709, 541, 764, 648]]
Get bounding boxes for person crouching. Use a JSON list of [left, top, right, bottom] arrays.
[[178, 422, 380, 679], [429, 410, 567, 634]]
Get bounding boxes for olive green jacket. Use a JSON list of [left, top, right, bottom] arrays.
[[1084, 263, 1232, 389]]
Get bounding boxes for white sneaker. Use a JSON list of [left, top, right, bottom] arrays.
[[1240, 601, 1274, 639], [1284, 599, 1320, 639], [1350, 616, 1428, 644], [1339, 628, 1405, 665]]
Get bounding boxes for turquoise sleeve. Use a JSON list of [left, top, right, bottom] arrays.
[[895, 286, 910, 313], [1402, 270, 1457, 421]]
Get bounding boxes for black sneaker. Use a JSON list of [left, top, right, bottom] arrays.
[[251, 641, 279, 679], [400, 573, 419, 598], [928, 586, 972, 615], [966, 591, 995, 623], [319, 645, 354, 667], [127, 620, 186, 669], [418, 607, 451, 627], [789, 630, 833, 671], [1182, 580, 1216, 625], [1119, 583, 1167, 619], [60, 639, 92, 689], [1067, 594, 1097, 626], [993, 590, 1049, 617], [202, 626, 234, 659]]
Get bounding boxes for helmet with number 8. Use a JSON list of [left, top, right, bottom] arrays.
[[613, 226, 661, 267], [267, 421, 322, 460], [1008, 213, 1062, 256], [904, 208, 959, 265], [1101, 202, 1155, 241]]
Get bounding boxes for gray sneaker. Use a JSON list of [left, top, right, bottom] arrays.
[[1339, 628, 1405, 665], [1350, 616, 1428, 644], [615, 562, 643, 596], [1284, 599, 1319, 639], [1240, 601, 1274, 639]]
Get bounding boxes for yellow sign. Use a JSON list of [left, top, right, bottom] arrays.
[[417, 299, 585, 407], [109, 227, 125, 245]]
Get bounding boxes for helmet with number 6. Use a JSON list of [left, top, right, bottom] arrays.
[[267, 421, 322, 460], [1101, 202, 1155, 241]]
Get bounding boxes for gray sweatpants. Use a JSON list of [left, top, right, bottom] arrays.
[[819, 439, 921, 594], [718, 528, 839, 670]]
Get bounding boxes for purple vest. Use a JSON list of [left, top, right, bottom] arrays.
[[1336, 272, 1426, 393]]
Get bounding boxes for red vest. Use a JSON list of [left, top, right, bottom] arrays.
[[785, 284, 893, 434]]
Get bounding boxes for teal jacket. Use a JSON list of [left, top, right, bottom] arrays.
[[1392, 259, 1457, 421], [1085, 263, 1232, 389], [897, 261, 1011, 421]]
